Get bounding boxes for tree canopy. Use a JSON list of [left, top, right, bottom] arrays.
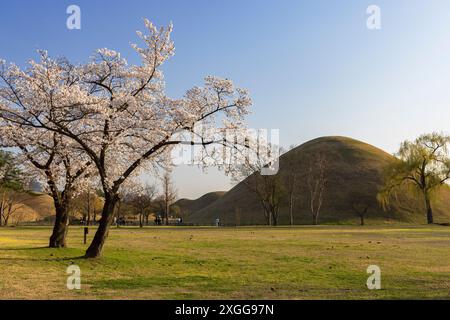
[[378, 132, 450, 224]]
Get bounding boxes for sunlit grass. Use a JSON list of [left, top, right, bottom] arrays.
[[0, 225, 449, 299]]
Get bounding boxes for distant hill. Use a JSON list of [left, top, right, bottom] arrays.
[[187, 136, 450, 225], [7, 192, 55, 224], [174, 191, 226, 218]]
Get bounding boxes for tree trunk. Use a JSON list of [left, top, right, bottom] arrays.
[[84, 196, 117, 258], [165, 202, 169, 226], [87, 209, 91, 226], [289, 195, 294, 226], [260, 200, 271, 226], [313, 213, 318, 225], [263, 210, 270, 226], [360, 215, 365, 226], [271, 210, 278, 226], [0, 193, 6, 226], [424, 192, 434, 224], [49, 205, 69, 248], [87, 191, 91, 226]]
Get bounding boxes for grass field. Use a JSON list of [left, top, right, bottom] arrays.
[[0, 225, 449, 300]]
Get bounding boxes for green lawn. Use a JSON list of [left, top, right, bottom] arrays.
[[0, 225, 449, 299]]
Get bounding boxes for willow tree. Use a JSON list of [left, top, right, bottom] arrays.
[[0, 19, 252, 258], [378, 133, 450, 224]]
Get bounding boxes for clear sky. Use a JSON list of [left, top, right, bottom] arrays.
[[2, 1, 450, 199]]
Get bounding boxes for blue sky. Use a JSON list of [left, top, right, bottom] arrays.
[[2, 1, 450, 198]]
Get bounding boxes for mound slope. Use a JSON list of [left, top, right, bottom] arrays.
[[174, 191, 226, 218], [187, 136, 450, 225]]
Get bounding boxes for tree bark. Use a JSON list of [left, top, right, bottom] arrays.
[[289, 194, 294, 226], [86, 191, 91, 226], [165, 202, 169, 226], [49, 205, 69, 248], [424, 191, 434, 224], [313, 213, 318, 225], [84, 195, 117, 258], [271, 210, 278, 226]]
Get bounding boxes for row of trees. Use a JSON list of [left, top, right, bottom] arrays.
[[113, 171, 178, 227], [0, 148, 180, 228], [236, 151, 329, 226], [4, 132, 447, 230], [0, 19, 253, 258], [74, 172, 178, 227]]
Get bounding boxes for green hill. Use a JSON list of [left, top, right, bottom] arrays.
[[187, 136, 450, 225], [174, 191, 226, 218]]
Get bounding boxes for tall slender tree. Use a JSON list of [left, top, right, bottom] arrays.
[[162, 170, 177, 226], [304, 153, 328, 225]]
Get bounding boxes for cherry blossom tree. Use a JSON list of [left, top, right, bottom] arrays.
[[0, 125, 93, 247], [0, 19, 252, 258]]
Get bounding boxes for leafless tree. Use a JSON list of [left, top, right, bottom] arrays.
[[349, 191, 375, 226], [130, 183, 157, 227], [0, 189, 25, 226], [162, 170, 177, 225], [237, 166, 285, 226], [305, 153, 328, 225]]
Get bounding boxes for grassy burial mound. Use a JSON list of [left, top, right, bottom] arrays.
[[174, 191, 226, 218], [1, 192, 55, 224], [187, 136, 450, 225]]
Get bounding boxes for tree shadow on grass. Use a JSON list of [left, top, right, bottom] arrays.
[[0, 246, 49, 251], [0, 255, 85, 262], [0, 246, 86, 262]]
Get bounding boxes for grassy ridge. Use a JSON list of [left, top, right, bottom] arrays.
[[0, 226, 449, 299], [174, 191, 226, 217]]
